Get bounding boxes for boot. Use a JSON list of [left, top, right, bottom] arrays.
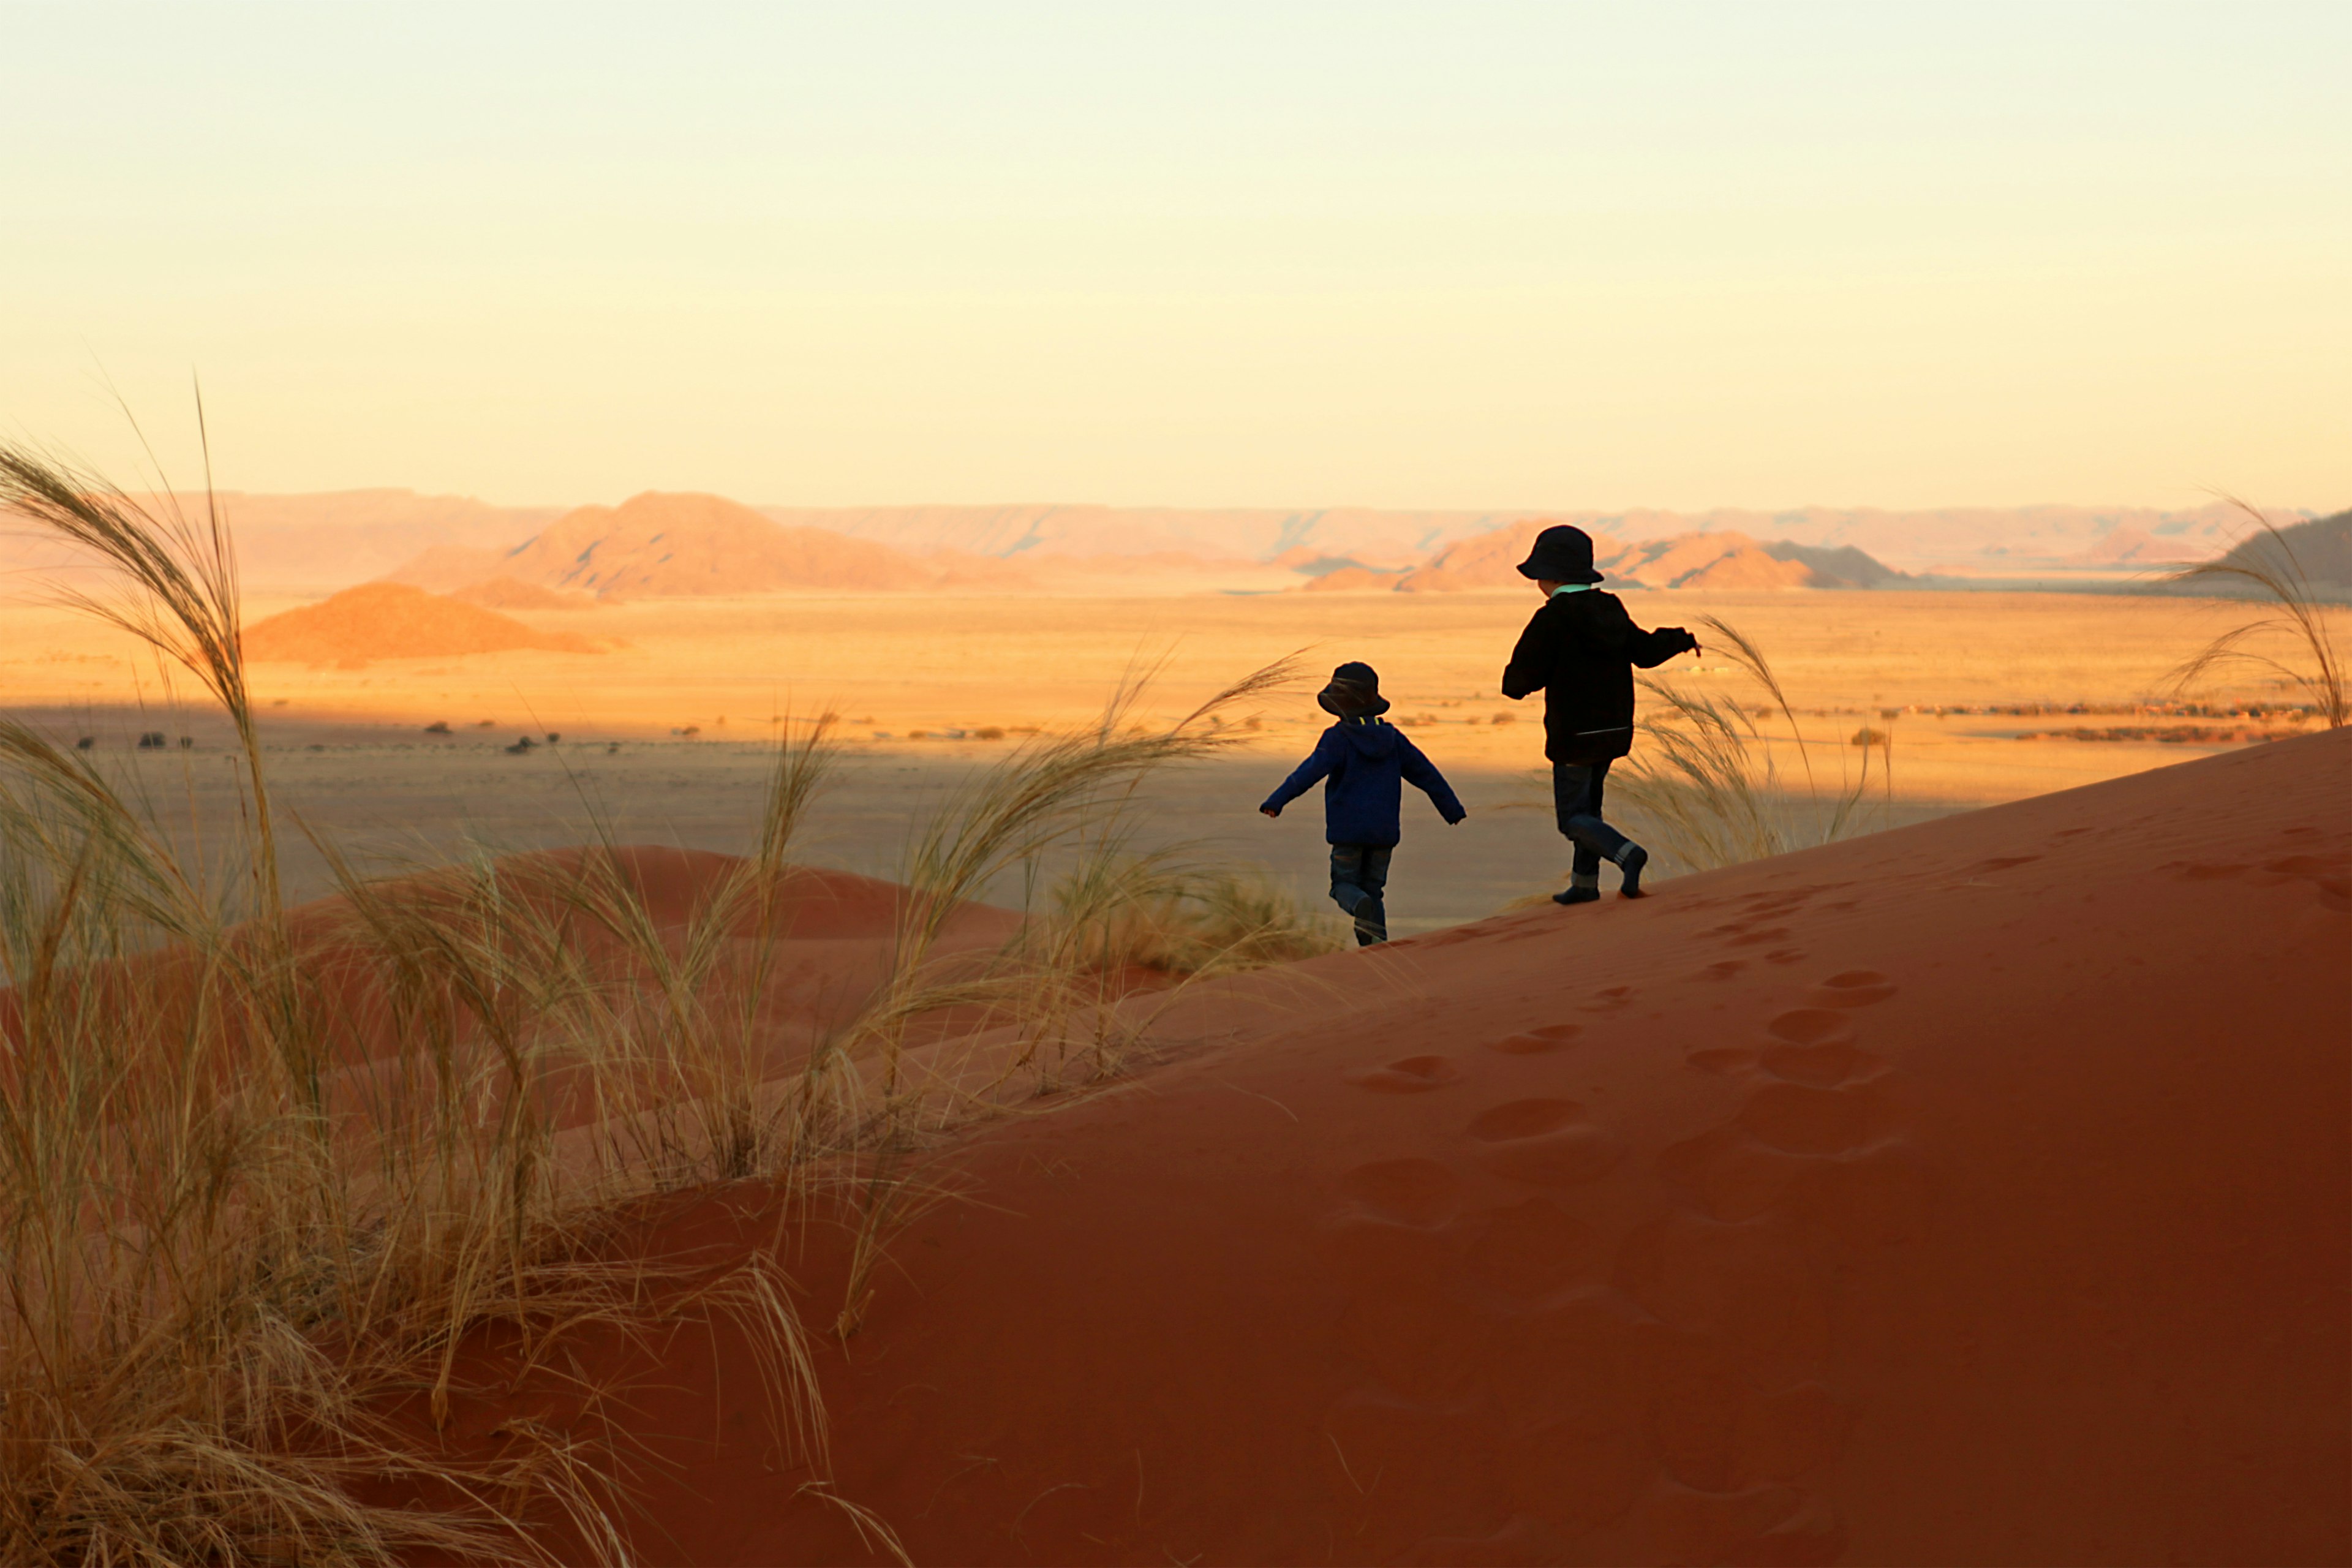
[[1616, 843, 1648, 899], [1553, 871, 1601, 906]]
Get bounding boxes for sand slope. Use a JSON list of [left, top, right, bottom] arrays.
[[500, 492, 933, 597], [443, 729, 2351, 1566], [241, 582, 599, 663]]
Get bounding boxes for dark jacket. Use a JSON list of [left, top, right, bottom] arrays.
[[1501, 589, 1697, 763], [1261, 717, 1466, 846]]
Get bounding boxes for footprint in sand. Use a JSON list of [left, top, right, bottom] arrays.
[[1809, 969, 1896, 1008], [1638, 1481, 1846, 1566], [1347, 1055, 1463, 1093], [1469, 1099, 1621, 1187], [2259, 855, 2352, 910], [1490, 1023, 1582, 1054], [1766, 1009, 1856, 1045], [1464, 1196, 1598, 1298], [1762, 1039, 1870, 1088], [1686, 1046, 1761, 1076], [1470, 1099, 1585, 1140], [1738, 1082, 1875, 1157], [1579, 985, 1635, 1014], [1339, 1158, 1464, 1227], [1762, 1006, 1879, 1087]]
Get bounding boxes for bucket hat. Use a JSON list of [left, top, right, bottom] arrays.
[[1316, 660, 1392, 718], [1515, 524, 1604, 585]]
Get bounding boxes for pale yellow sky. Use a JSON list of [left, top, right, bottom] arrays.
[[4, 3, 2345, 513]]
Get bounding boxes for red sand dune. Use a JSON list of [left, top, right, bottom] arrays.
[[0, 849, 1033, 1169], [410, 729, 2347, 1564], [447, 575, 595, 611], [498, 492, 935, 598], [242, 582, 600, 664], [304, 848, 1020, 1068]]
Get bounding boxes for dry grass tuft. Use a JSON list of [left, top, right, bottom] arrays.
[[1048, 861, 1346, 978], [2163, 497, 2348, 728], [0, 432, 1317, 1561], [1602, 614, 1884, 873]]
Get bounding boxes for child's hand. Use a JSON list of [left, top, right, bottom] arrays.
[[1261, 806, 1281, 818]]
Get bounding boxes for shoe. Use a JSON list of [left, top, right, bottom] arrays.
[[1618, 845, 1648, 899], [1551, 886, 1601, 905]]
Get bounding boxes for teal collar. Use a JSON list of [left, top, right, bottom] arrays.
[[1550, 582, 1595, 596]]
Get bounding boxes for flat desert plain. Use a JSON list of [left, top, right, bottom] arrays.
[[1, 588, 2331, 928]]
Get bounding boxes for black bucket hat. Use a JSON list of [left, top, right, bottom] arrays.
[[1316, 660, 1391, 718], [1515, 524, 1604, 585]]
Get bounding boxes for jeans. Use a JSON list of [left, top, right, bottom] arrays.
[[1552, 758, 1630, 881], [1329, 843, 1392, 945]]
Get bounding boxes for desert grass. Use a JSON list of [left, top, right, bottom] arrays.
[[1049, 861, 1345, 979], [1600, 614, 1885, 872], [2163, 497, 2348, 728], [0, 439, 1306, 1563]]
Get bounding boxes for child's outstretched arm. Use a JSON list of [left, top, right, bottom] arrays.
[[1258, 731, 1341, 818], [1629, 621, 1700, 668], [1500, 612, 1550, 701], [1399, 737, 1468, 824]]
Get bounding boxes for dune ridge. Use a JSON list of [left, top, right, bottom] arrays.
[[241, 582, 600, 664], [398, 728, 2349, 1565]]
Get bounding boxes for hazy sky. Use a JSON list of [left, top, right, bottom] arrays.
[[4, 1, 2345, 511]]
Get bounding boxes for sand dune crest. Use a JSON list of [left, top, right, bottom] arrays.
[[403, 729, 2348, 1565]]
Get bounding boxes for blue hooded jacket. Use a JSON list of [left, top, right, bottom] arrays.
[[1261, 717, 1466, 846]]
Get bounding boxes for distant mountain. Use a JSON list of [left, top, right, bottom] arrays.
[[1332, 522, 1901, 594], [2155, 509, 2352, 600], [756, 500, 2288, 574], [7, 486, 2301, 604], [467, 492, 940, 598], [450, 576, 595, 611], [759, 504, 1536, 570], [2, 488, 560, 596], [382, 543, 511, 593], [178, 490, 554, 590], [1760, 540, 1906, 587], [1386, 521, 1610, 593]]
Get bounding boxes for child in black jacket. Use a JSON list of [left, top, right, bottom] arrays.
[[1261, 662, 1466, 944], [1500, 526, 1698, 903]]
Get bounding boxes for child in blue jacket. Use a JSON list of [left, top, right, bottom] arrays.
[[1259, 661, 1466, 945]]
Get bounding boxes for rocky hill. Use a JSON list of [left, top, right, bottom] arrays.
[[2176, 508, 2352, 597], [1310, 521, 1903, 593], [772, 500, 2278, 575], [494, 492, 938, 598]]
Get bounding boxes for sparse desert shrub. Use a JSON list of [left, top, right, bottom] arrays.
[[0, 431, 1313, 1560], [1049, 860, 1344, 978], [1601, 616, 1885, 874], [2163, 497, 2348, 728]]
